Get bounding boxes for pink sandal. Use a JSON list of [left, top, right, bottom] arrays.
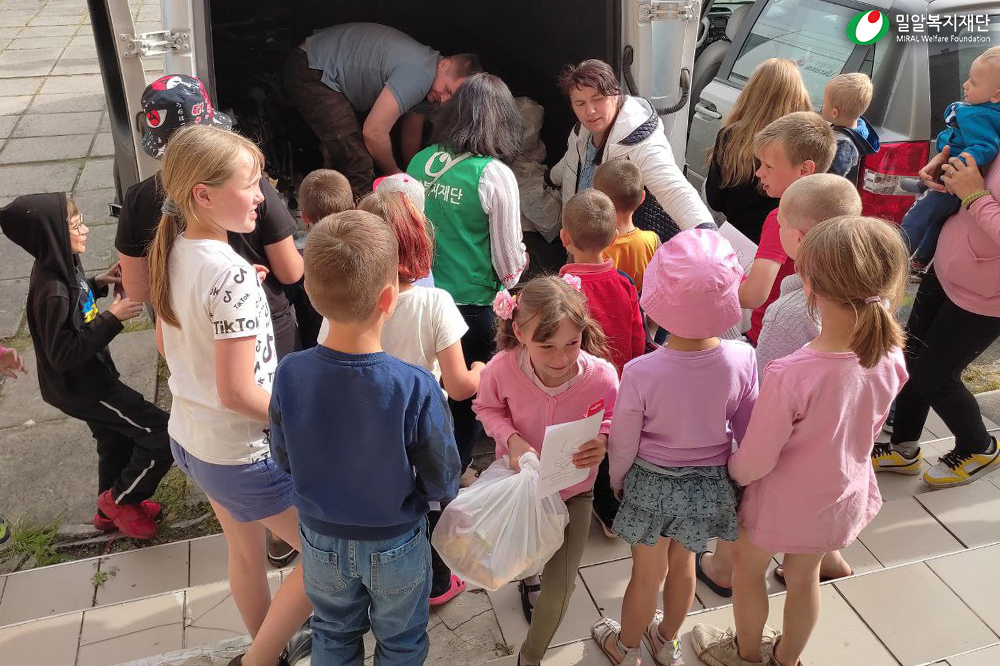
[[430, 574, 466, 606]]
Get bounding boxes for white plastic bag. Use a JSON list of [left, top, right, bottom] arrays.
[[432, 453, 570, 591]]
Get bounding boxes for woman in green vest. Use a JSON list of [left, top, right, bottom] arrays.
[[406, 73, 528, 478]]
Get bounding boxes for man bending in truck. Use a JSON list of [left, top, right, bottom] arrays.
[[284, 22, 481, 197]]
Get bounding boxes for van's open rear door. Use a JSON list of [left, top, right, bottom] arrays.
[[88, 0, 164, 196], [621, 0, 703, 161]]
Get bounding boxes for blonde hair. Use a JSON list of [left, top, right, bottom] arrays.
[[780, 174, 862, 231], [148, 125, 265, 328], [304, 210, 398, 322], [593, 159, 643, 214], [495, 276, 609, 360], [796, 216, 907, 368], [754, 111, 836, 173], [562, 189, 616, 252], [978, 45, 1000, 70], [824, 73, 873, 120], [708, 58, 812, 187], [67, 197, 80, 221], [299, 169, 354, 222]]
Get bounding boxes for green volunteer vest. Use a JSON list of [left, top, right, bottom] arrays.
[[407, 145, 503, 306]]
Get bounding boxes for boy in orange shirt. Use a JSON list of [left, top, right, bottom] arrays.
[[594, 159, 660, 293]]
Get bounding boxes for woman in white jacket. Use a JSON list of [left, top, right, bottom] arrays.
[[551, 59, 715, 238]]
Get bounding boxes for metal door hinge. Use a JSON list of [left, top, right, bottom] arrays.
[[119, 30, 191, 58], [638, 0, 700, 22]]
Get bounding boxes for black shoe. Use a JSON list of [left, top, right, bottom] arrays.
[[518, 579, 541, 623], [284, 618, 313, 665], [267, 532, 298, 568]]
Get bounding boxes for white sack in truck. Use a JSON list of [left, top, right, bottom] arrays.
[[514, 162, 563, 243], [513, 97, 562, 242]]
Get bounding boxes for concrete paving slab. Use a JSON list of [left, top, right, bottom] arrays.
[[17, 24, 77, 38], [0, 93, 32, 115], [79, 221, 119, 271], [29, 91, 105, 113], [0, 133, 92, 163], [0, 230, 36, 279], [0, 346, 70, 429], [28, 14, 85, 27], [71, 188, 116, 225], [11, 109, 99, 137], [8, 34, 70, 49], [0, 58, 53, 77], [0, 276, 27, 338], [0, 114, 16, 138], [40, 71, 99, 93], [0, 45, 61, 63], [0, 74, 42, 94], [0, 416, 98, 524], [76, 156, 113, 190], [0, 27, 22, 39], [90, 131, 112, 156], [61, 44, 95, 60], [0, 13, 38, 30], [0, 161, 79, 197], [51, 56, 99, 75]]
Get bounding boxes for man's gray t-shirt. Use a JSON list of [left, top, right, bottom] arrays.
[[305, 23, 440, 114]]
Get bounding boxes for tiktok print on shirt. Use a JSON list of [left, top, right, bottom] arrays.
[[207, 263, 277, 392]]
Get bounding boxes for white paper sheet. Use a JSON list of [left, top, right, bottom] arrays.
[[718, 222, 760, 336], [718, 221, 758, 271], [537, 410, 604, 498]]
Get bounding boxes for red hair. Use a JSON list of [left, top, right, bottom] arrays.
[[357, 190, 434, 282]]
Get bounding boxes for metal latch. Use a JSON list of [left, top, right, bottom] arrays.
[[638, 0, 700, 22], [119, 30, 191, 58]]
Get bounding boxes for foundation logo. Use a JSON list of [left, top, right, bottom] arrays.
[[847, 10, 890, 44]]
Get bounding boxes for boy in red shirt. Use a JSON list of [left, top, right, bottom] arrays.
[[739, 112, 837, 345], [560, 189, 645, 535]]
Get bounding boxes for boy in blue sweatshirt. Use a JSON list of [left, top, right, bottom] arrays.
[[902, 46, 1000, 270], [268, 210, 460, 666]]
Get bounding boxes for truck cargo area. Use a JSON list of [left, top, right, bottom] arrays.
[[208, 0, 621, 200]]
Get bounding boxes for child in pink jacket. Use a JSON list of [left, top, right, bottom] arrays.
[[693, 216, 909, 666], [473, 274, 619, 666]]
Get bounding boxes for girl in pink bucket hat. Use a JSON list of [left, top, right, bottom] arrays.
[[592, 229, 759, 666]]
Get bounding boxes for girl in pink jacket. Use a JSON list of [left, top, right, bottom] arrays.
[[473, 275, 619, 666], [693, 216, 909, 666]]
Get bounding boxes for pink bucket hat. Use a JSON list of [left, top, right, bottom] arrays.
[[373, 174, 426, 214], [640, 229, 744, 339]]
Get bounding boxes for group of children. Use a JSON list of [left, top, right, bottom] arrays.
[[4, 54, 978, 666]]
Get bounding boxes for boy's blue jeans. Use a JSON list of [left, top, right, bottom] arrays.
[[900, 188, 962, 264], [299, 521, 432, 666]]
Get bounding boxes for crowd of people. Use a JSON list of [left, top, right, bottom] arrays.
[[3, 21, 1000, 666]]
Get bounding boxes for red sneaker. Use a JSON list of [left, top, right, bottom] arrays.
[[96, 490, 159, 539], [93, 500, 162, 532]]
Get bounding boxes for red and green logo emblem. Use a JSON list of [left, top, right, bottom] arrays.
[[847, 10, 889, 45]]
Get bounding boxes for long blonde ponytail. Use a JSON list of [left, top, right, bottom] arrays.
[[147, 125, 265, 327]]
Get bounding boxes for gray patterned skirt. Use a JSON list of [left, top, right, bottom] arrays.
[[612, 458, 739, 553]]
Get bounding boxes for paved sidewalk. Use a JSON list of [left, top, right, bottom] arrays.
[[0, 0, 163, 528]]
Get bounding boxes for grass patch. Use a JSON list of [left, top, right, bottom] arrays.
[[91, 566, 117, 587], [494, 642, 514, 657], [122, 315, 154, 333], [963, 363, 1000, 394], [151, 467, 217, 527], [11, 516, 65, 567]]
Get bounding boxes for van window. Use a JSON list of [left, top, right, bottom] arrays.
[[929, 15, 1000, 135], [727, 0, 858, 108]]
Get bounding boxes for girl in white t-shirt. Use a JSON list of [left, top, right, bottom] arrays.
[[148, 125, 310, 666], [361, 189, 485, 605]]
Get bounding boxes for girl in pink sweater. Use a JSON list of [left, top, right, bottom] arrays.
[[592, 230, 757, 666], [693, 216, 909, 666], [473, 275, 619, 666]]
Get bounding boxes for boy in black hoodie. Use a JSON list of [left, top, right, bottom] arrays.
[[0, 193, 172, 539]]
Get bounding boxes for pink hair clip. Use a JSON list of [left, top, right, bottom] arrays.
[[493, 290, 518, 320], [562, 274, 583, 292]]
